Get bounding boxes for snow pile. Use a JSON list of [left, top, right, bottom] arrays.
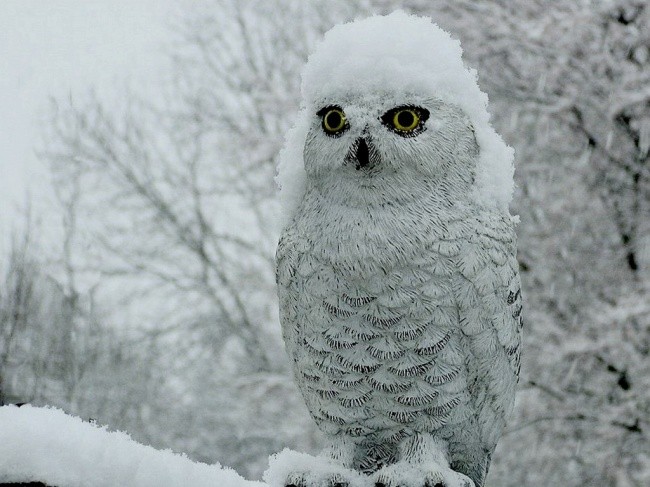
[[277, 11, 514, 227], [0, 405, 265, 487], [0, 405, 352, 487]]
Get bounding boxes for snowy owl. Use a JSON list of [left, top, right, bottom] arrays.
[[275, 12, 522, 487]]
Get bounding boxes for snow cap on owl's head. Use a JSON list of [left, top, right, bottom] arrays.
[[277, 11, 515, 227], [302, 11, 474, 107]]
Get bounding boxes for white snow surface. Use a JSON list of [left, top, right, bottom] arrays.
[[277, 11, 515, 228], [0, 405, 265, 487]]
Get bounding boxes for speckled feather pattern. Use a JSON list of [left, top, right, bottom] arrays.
[[276, 94, 521, 487]]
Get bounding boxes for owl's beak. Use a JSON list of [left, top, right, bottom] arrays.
[[355, 138, 370, 169], [348, 137, 377, 171]]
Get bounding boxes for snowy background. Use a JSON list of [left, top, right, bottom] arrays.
[[1, 1, 649, 486]]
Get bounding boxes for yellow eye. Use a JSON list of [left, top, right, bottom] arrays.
[[381, 106, 429, 137], [392, 109, 420, 132], [320, 107, 347, 135]]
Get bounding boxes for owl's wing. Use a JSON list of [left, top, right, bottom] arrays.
[[456, 212, 522, 378], [450, 211, 522, 483], [276, 223, 304, 362]]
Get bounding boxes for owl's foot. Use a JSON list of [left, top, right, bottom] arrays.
[[266, 449, 366, 487], [282, 469, 364, 487], [371, 434, 474, 487], [284, 471, 352, 487], [372, 462, 474, 487]]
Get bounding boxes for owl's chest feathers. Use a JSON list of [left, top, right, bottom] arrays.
[[297, 189, 468, 276], [282, 190, 522, 445], [288, 195, 476, 440]]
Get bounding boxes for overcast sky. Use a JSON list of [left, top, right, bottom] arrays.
[[0, 0, 176, 251]]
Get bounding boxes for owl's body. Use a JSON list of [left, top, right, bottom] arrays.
[[278, 191, 520, 484], [275, 13, 520, 487]]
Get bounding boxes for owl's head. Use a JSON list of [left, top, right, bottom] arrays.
[[277, 12, 514, 224], [302, 91, 479, 207]]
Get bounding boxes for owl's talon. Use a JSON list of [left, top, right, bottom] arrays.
[[284, 472, 307, 487], [373, 459, 474, 487], [282, 470, 356, 487]]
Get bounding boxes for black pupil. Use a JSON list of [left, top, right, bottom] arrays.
[[326, 111, 341, 129], [397, 110, 415, 128]]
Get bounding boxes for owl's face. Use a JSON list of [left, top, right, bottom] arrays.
[[303, 92, 479, 207]]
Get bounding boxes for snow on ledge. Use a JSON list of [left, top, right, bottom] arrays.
[[0, 405, 265, 487]]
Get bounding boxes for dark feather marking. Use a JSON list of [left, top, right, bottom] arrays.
[[505, 345, 519, 357], [415, 332, 451, 356], [367, 376, 411, 393], [320, 410, 347, 425], [506, 288, 521, 305], [336, 355, 381, 374], [322, 300, 353, 318], [363, 314, 402, 328], [301, 371, 321, 383], [393, 321, 428, 340], [317, 389, 339, 400], [366, 346, 406, 361], [396, 390, 439, 406], [387, 409, 421, 423], [331, 376, 364, 388], [383, 428, 409, 443], [426, 396, 461, 416], [345, 425, 372, 436], [303, 338, 329, 356], [324, 334, 358, 350], [389, 360, 434, 378], [340, 391, 373, 408], [315, 357, 346, 377], [425, 366, 461, 385], [343, 326, 382, 341], [341, 293, 376, 307]]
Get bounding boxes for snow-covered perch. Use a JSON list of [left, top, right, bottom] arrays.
[[0, 405, 361, 487], [0, 405, 267, 487]]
